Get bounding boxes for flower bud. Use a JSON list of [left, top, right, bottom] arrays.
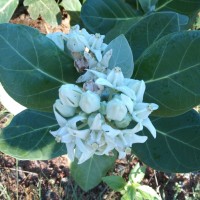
[[106, 98, 127, 121], [107, 67, 124, 87], [67, 35, 88, 52], [114, 113, 132, 128], [54, 99, 76, 117], [65, 25, 89, 52], [79, 91, 100, 114], [59, 84, 82, 107]]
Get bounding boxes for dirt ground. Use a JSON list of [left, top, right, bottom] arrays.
[[0, 2, 200, 200]]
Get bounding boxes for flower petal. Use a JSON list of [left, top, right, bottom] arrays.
[[136, 80, 146, 102], [90, 113, 102, 130], [116, 86, 136, 100], [95, 78, 114, 88], [88, 69, 107, 79], [142, 118, 157, 138], [120, 94, 134, 113], [53, 103, 67, 127], [54, 99, 76, 117], [66, 143, 75, 162]]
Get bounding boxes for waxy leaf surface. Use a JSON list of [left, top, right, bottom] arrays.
[[71, 153, 117, 191], [81, 0, 137, 34], [134, 31, 200, 116], [132, 110, 200, 172], [105, 35, 134, 78], [0, 24, 78, 112], [106, 12, 180, 61], [0, 109, 66, 160], [156, 0, 200, 16]]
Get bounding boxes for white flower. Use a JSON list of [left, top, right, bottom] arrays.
[[76, 114, 113, 164], [54, 99, 76, 118], [64, 25, 89, 52], [79, 91, 100, 114], [50, 115, 88, 161], [124, 79, 146, 102], [115, 124, 147, 158], [91, 67, 136, 100], [107, 67, 124, 87], [132, 103, 159, 138], [59, 84, 82, 107], [46, 32, 65, 50], [106, 97, 127, 121], [114, 113, 132, 128], [88, 33, 107, 61], [76, 50, 112, 83]]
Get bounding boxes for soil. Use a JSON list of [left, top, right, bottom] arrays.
[[0, 2, 200, 200]]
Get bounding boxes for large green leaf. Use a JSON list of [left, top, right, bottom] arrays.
[[105, 34, 134, 78], [0, 0, 18, 23], [24, 0, 62, 27], [138, 0, 158, 13], [0, 109, 66, 160], [156, 0, 200, 17], [81, 0, 137, 34], [0, 23, 78, 112], [71, 153, 117, 191], [60, 0, 82, 26], [134, 31, 200, 117], [132, 109, 200, 172], [106, 12, 181, 61]]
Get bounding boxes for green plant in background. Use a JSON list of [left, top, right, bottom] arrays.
[[0, 0, 82, 26], [0, 0, 200, 193], [103, 163, 161, 200]]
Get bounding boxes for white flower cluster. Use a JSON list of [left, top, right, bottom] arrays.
[[49, 25, 159, 164], [47, 25, 112, 83]]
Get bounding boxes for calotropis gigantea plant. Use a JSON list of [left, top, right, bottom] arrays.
[[0, 0, 200, 192]]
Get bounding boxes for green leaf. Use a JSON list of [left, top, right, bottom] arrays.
[[0, 0, 18, 23], [81, 0, 137, 34], [102, 175, 126, 192], [71, 153, 117, 191], [156, 0, 200, 17], [105, 34, 134, 78], [122, 186, 136, 200], [24, 0, 62, 27], [134, 30, 200, 117], [0, 109, 66, 160], [0, 23, 78, 112], [132, 109, 200, 173], [129, 163, 146, 183], [106, 12, 181, 61], [60, 0, 82, 26], [137, 185, 161, 200], [138, 0, 158, 13]]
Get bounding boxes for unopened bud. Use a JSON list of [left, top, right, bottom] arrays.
[[79, 91, 100, 114]]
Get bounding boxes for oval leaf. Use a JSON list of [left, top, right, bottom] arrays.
[[71, 153, 117, 191], [0, 0, 18, 23], [132, 109, 200, 172], [0, 109, 66, 160], [106, 12, 181, 61], [134, 31, 200, 116], [156, 0, 200, 17], [81, 0, 137, 34], [0, 23, 78, 112], [24, 0, 62, 27], [105, 34, 134, 77]]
